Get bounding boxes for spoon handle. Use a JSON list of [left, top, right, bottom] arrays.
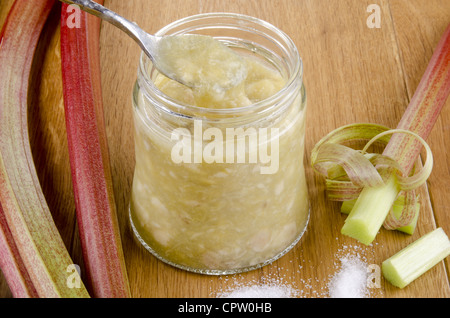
[[59, 0, 156, 58]]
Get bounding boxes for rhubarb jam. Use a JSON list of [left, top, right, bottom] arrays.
[[129, 13, 309, 274]]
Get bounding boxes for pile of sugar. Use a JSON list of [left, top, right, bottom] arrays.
[[327, 252, 370, 298], [217, 283, 296, 298], [215, 277, 299, 298], [213, 244, 378, 298]]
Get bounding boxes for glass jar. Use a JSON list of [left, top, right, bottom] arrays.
[[129, 13, 309, 275]]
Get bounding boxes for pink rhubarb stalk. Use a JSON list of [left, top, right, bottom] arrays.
[[383, 24, 450, 173], [341, 23, 450, 245], [0, 204, 38, 298], [0, 0, 89, 297], [60, 1, 131, 297]]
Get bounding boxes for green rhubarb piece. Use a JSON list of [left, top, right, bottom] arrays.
[[341, 176, 399, 245], [340, 199, 356, 214], [392, 199, 420, 235], [341, 196, 420, 235], [382, 228, 450, 288]]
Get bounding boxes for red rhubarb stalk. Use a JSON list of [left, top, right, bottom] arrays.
[[383, 24, 450, 173], [0, 0, 90, 297], [0, 204, 38, 298], [341, 23, 450, 245], [60, 1, 131, 297]]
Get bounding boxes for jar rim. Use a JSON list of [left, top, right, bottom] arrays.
[[137, 12, 303, 118]]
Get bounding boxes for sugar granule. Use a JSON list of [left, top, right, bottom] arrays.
[[217, 284, 296, 298], [215, 276, 299, 298], [327, 255, 369, 298]]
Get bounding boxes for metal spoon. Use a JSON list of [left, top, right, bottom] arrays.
[[59, 0, 247, 90]]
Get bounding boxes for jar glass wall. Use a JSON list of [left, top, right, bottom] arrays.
[[130, 13, 309, 275]]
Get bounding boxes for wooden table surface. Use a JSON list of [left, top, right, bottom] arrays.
[[0, 0, 449, 298]]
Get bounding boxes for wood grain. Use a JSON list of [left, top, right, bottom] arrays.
[[0, 0, 449, 298]]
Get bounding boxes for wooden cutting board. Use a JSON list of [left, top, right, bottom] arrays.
[[0, 0, 449, 298]]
